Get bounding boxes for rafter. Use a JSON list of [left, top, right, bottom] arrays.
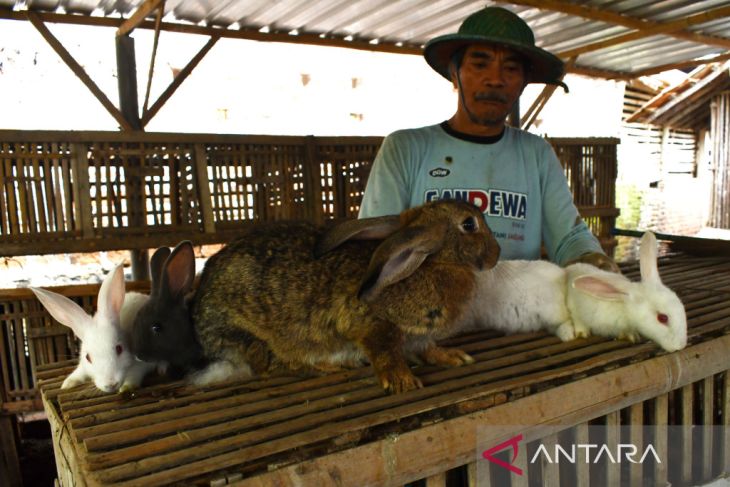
[[141, 35, 220, 127], [118, 0, 165, 37], [566, 65, 631, 81], [0, 10, 423, 56], [495, 0, 730, 50], [523, 57, 576, 131], [644, 64, 729, 124], [557, 5, 730, 59], [632, 51, 730, 78], [25, 11, 133, 131], [143, 0, 166, 114]]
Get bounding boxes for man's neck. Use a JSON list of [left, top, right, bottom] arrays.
[[447, 114, 505, 137]]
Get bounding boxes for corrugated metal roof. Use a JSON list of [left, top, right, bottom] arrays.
[[1, 0, 729, 78]]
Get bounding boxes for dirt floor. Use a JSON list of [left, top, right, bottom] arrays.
[[18, 418, 56, 487]]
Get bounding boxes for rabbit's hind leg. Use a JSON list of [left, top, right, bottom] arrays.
[[555, 319, 579, 341], [188, 355, 254, 386]]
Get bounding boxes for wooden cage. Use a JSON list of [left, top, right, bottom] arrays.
[[0, 130, 620, 485], [0, 131, 618, 257], [32, 254, 730, 486]]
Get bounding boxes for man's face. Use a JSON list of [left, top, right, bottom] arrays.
[[451, 43, 527, 128]]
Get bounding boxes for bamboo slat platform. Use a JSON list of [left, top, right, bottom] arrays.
[[38, 254, 730, 487]]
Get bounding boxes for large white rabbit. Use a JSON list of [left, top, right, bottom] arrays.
[[30, 265, 157, 393], [566, 232, 687, 352], [468, 232, 687, 352], [466, 259, 576, 341]]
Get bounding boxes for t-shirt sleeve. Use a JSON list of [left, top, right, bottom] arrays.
[[358, 132, 412, 218], [539, 142, 605, 265]]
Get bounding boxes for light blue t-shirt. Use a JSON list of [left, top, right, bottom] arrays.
[[358, 123, 604, 265]]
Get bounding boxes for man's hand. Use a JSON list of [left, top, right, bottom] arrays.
[[566, 252, 621, 273]]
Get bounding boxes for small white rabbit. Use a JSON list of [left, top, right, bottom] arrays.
[[466, 259, 576, 341], [566, 232, 687, 352], [30, 264, 158, 393]]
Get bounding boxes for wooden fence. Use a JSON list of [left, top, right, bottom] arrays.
[[0, 131, 381, 255], [0, 130, 618, 256]]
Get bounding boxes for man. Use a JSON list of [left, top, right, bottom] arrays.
[[359, 6, 618, 271]]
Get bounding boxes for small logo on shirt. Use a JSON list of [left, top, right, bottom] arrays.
[[429, 168, 451, 178]]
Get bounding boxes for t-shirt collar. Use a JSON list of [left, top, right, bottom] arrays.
[[439, 121, 506, 144]]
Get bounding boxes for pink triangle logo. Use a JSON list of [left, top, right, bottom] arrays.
[[481, 433, 524, 475]]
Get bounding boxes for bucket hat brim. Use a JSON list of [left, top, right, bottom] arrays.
[[424, 33, 566, 87]]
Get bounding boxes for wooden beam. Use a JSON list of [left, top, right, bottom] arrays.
[[141, 34, 219, 127], [645, 65, 729, 124], [143, 0, 166, 114], [117, 0, 165, 37], [626, 64, 714, 123], [632, 51, 730, 78], [25, 11, 134, 131], [523, 57, 576, 131], [1, 10, 423, 57], [116, 35, 142, 130], [495, 0, 730, 50], [566, 64, 632, 81], [557, 5, 730, 59]]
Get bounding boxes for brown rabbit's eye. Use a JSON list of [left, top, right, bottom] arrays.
[[461, 217, 478, 233], [152, 323, 163, 334], [85, 353, 92, 364], [657, 313, 669, 325], [115, 345, 123, 355]]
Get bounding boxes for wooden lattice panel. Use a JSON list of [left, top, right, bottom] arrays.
[[0, 131, 619, 256], [0, 282, 150, 411]]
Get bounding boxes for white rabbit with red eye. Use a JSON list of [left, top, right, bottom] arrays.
[[30, 264, 157, 393], [566, 232, 688, 352]]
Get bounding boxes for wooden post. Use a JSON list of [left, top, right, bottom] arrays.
[[116, 34, 149, 280], [193, 144, 216, 233], [0, 414, 22, 487]]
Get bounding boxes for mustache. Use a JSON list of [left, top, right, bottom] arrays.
[[474, 92, 509, 103]]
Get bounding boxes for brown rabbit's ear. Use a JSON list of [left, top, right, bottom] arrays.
[[358, 222, 447, 303], [149, 246, 172, 293], [314, 215, 401, 257]]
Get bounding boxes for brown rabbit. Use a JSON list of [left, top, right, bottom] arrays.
[[190, 199, 500, 393]]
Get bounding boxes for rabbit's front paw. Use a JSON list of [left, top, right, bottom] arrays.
[[379, 369, 423, 394], [619, 331, 641, 343], [421, 345, 474, 367]]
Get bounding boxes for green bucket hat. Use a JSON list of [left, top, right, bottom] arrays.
[[424, 6, 565, 87]]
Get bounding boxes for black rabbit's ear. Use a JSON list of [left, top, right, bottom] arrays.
[[315, 215, 401, 257], [162, 241, 196, 299], [149, 246, 172, 292], [358, 222, 447, 303]]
